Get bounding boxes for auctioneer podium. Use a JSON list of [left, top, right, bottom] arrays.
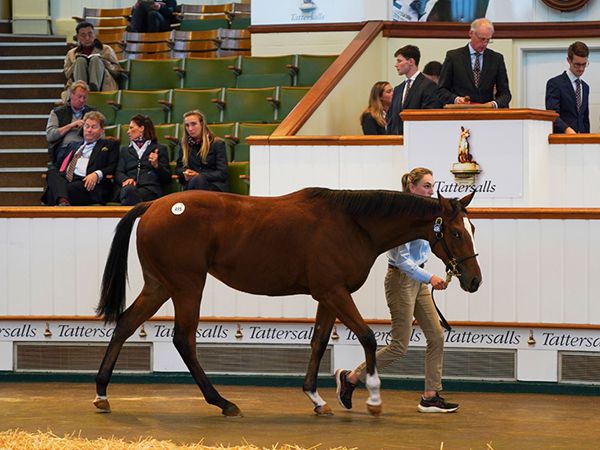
[[250, 108, 558, 208]]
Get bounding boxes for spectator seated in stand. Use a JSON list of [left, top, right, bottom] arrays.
[[46, 81, 95, 170], [64, 21, 121, 93], [175, 109, 229, 192], [360, 81, 393, 135], [115, 114, 171, 206], [130, 0, 178, 33], [43, 111, 119, 206]]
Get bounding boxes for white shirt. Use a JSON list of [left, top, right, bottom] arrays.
[[74, 140, 103, 180]]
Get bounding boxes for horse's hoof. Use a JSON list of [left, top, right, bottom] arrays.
[[93, 397, 111, 413], [366, 402, 382, 416], [314, 404, 333, 416], [222, 404, 243, 417]]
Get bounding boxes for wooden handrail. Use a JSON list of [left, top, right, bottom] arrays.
[[401, 108, 558, 122], [272, 20, 384, 137], [549, 133, 600, 144], [251, 20, 600, 39], [2, 207, 600, 220]]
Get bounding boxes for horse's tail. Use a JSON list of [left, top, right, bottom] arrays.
[[97, 201, 153, 323]]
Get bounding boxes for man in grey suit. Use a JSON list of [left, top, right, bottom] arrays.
[[438, 18, 511, 108], [388, 45, 441, 135]]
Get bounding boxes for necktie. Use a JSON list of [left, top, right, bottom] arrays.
[[403, 78, 412, 106], [473, 52, 481, 87], [65, 149, 82, 182], [575, 78, 582, 112]]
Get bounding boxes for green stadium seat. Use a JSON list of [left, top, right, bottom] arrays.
[[234, 55, 295, 88], [233, 122, 279, 162], [178, 56, 238, 89], [103, 124, 119, 140], [87, 90, 119, 125], [168, 88, 223, 124], [126, 59, 183, 90], [275, 86, 311, 122], [227, 161, 249, 195], [229, 16, 250, 30], [208, 122, 236, 162], [217, 87, 278, 124], [112, 89, 171, 125], [294, 54, 338, 86], [180, 18, 230, 31]]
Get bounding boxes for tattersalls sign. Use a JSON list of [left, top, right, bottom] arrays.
[[251, 0, 386, 25]]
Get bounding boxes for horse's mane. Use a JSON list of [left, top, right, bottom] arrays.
[[306, 188, 452, 218]]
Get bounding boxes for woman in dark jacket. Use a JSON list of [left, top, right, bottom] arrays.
[[115, 114, 171, 205], [360, 81, 393, 135], [175, 109, 229, 192]]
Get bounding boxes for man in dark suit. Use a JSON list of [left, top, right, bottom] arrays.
[[438, 18, 511, 108], [43, 111, 119, 206], [545, 41, 590, 134], [388, 45, 441, 135]]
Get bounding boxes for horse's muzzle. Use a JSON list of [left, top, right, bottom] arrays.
[[467, 276, 481, 293]]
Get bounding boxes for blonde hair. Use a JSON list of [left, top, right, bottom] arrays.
[[401, 167, 433, 192], [362, 81, 391, 128], [70, 80, 90, 94], [181, 110, 216, 166]]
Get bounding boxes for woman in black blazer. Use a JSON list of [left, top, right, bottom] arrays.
[[175, 109, 229, 192], [360, 81, 393, 135], [115, 114, 171, 205]]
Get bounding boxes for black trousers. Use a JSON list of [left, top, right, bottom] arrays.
[[44, 169, 111, 205], [130, 3, 170, 32]]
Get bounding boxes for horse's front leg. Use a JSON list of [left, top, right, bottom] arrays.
[[319, 287, 382, 415], [303, 302, 336, 416], [171, 289, 242, 417]]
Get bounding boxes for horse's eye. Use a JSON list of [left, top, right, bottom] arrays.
[[452, 231, 461, 239]]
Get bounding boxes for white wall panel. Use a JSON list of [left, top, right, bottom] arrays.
[[2, 216, 600, 325]]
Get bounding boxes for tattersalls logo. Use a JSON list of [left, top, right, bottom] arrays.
[[436, 126, 496, 194], [292, 0, 324, 21]]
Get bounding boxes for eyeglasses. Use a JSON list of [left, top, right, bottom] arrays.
[[474, 32, 493, 44]]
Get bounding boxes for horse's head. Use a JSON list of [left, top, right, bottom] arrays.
[[428, 192, 482, 293]]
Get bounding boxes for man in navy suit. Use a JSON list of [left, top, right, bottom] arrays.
[[43, 111, 118, 206], [438, 18, 511, 108], [545, 41, 591, 134], [388, 45, 441, 135]]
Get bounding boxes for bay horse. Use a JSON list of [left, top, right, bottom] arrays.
[[94, 187, 481, 417]]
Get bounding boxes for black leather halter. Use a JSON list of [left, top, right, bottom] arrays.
[[431, 217, 479, 283], [430, 216, 479, 332]]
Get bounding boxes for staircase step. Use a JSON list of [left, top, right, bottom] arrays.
[[0, 70, 65, 85], [0, 116, 48, 131], [0, 100, 57, 114], [0, 189, 44, 206], [0, 132, 48, 149], [0, 150, 48, 167], [0, 33, 66, 43], [0, 57, 64, 70], [0, 168, 47, 188], [0, 43, 68, 57], [0, 85, 64, 99]]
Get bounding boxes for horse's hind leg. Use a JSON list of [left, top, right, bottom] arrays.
[[317, 287, 382, 415], [94, 279, 168, 412], [171, 290, 242, 417], [303, 303, 336, 416]]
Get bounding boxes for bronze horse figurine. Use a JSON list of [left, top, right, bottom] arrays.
[[94, 188, 481, 416]]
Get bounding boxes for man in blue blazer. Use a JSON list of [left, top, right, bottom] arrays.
[[438, 18, 511, 108], [545, 41, 591, 134]]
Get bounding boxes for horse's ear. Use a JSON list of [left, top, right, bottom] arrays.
[[459, 191, 476, 208], [437, 191, 452, 210]]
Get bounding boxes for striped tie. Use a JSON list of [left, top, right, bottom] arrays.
[[575, 78, 582, 112], [473, 52, 481, 87], [65, 149, 82, 182]]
